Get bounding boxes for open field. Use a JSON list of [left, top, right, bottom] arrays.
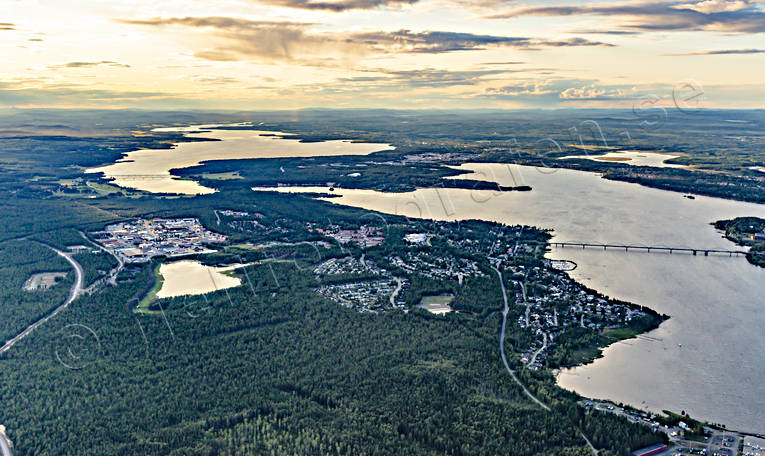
[[22, 272, 67, 291]]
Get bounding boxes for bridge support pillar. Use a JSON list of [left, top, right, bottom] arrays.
[[705, 251, 708, 256], [693, 250, 697, 256]]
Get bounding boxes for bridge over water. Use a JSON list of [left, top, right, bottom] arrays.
[[549, 241, 757, 257]]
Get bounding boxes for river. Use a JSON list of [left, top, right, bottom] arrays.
[[254, 162, 765, 433], [86, 124, 392, 195]]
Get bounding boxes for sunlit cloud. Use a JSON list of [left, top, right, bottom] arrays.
[[247, 0, 418, 11], [665, 47, 765, 54], [1, 0, 763, 109], [50, 61, 132, 69], [117, 16, 613, 63], [488, 0, 765, 33]]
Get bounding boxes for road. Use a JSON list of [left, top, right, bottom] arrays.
[[520, 281, 531, 327], [527, 331, 548, 367], [493, 266, 551, 412], [80, 230, 123, 286], [0, 245, 84, 354], [494, 266, 598, 455], [390, 276, 403, 306]]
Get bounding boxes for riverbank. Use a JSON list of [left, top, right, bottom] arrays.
[[579, 398, 765, 454], [255, 163, 765, 433], [714, 216, 765, 267]]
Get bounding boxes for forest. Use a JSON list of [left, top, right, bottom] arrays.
[[6, 108, 755, 455]]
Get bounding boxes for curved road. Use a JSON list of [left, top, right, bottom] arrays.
[[493, 266, 551, 412], [390, 276, 403, 306], [80, 231, 123, 287], [527, 331, 548, 368], [0, 245, 84, 354], [493, 266, 599, 455]]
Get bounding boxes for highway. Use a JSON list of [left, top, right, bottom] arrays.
[[0, 245, 84, 354]]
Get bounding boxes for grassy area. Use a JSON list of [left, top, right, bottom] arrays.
[[136, 262, 164, 314], [602, 327, 642, 341], [562, 346, 603, 366], [201, 171, 243, 180], [419, 295, 455, 306], [86, 181, 124, 195]]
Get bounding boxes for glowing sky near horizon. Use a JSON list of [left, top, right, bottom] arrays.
[[2, 0, 764, 109]]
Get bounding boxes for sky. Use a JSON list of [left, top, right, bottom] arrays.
[[1, 0, 764, 109]]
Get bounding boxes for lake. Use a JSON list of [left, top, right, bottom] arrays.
[[561, 150, 685, 168], [87, 124, 393, 195], [157, 260, 243, 299], [254, 163, 765, 433]]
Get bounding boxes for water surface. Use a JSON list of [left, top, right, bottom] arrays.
[[561, 150, 685, 168], [157, 260, 243, 298], [87, 124, 392, 194], [254, 163, 765, 433]]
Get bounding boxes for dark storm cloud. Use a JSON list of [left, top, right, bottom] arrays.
[[488, 1, 765, 33]]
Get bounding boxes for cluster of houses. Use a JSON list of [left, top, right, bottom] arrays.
[[314, 225, 384, 248], [95, 218, 226, 262]]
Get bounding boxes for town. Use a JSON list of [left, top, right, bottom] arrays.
[[94, 218, 227, 262], [88, 213, 745, 456]]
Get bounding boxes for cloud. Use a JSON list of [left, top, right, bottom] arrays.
[[251, 0, 417, 11], [117, 16, 614, 61], [558, 84, 640, 99], [665, 47, 765, 54], [117, 18, 325, 60], [488, 1, 765, 33], [569, 29, 642, 35], [0, 81, 178, 109], [481, 61, 526, 65], [350, 30, 612, 53], [480, 79, 651, 105], [676, 0, 758, 13], [51, 61, 131, 69], [486, 81, 559, 96], [340, 68, 514, 88]]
